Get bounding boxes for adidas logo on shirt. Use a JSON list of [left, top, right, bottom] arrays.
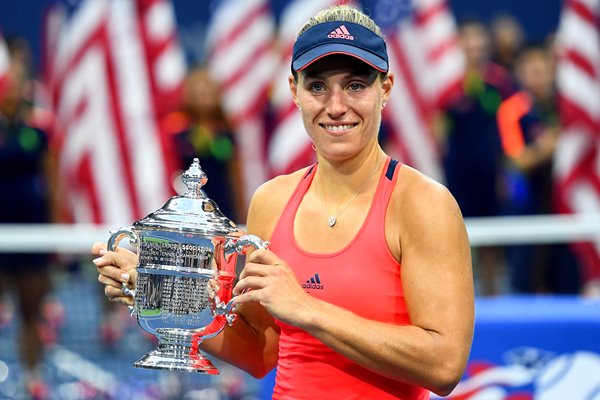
[[302, 273, 324, 290], [327, 24, 354, 40]]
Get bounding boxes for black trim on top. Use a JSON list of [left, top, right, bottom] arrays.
[[304, 164, 316, 179], [386, 159, 399, 181]]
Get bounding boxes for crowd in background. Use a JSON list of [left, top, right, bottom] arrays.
[[438, 15, 584, 297], [0, 9, 597, 400]]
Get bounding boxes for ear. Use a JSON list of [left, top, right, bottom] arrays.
[[289, 74, 299, 108], [381, 73, 394, 105]]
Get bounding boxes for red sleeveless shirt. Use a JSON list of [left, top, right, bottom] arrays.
[[268, 157, 429, 400]]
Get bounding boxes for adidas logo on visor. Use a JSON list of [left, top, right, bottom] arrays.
[[327, 24, 354, 40]]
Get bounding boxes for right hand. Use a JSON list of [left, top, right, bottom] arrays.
[[92, 241, 139, 306]]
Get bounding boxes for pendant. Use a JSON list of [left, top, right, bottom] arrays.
[[328, 216, 337, 227]]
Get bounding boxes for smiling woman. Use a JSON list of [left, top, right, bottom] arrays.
[[291, 55, 391, 163], [93, 5, 474, 399]]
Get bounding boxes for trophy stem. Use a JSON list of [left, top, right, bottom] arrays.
[[133, 328, 218, 374]]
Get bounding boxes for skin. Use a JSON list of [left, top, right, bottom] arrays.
[[92, 54, 474, 396], [460, 22, 491, 72]]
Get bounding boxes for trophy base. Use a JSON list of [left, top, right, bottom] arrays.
[[133, 349, 219, 374]]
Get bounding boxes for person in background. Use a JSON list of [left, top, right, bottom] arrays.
[[441, 18, 515, 295], [93, 5, 474, 398], [497, 44, 581, 294], [166, 66, 245, 223], [490, 14, 525, 73], [0, 36, 53, 399]]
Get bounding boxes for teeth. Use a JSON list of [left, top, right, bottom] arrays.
[[324, 124, 353, 131]]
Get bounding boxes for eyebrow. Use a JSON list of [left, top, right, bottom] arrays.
[[303, 69, 376, 81]]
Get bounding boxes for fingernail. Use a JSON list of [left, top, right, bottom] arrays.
[[99, 249, 107, 255], [92, 257, 102, 264], [121, 273, 130, 281]]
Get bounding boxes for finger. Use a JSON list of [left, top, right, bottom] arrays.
[[98, 273, 121, 289], [91, 241, 108, 256], [238, 262, 272, 280], [104, 282, 135, 305], [104, 284, 127, 298], [96, 265, 131, 284], [92, 250, 137, 271], [106, 292, 134, 306], [247, 248, 282, 266], [233, 275, 267, 295], [233, 287, 261, 305]]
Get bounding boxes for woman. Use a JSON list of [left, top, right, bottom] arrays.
[[0, 36, 53, 397], [170, 66, 244, 222], [93, 5, 474, 399]]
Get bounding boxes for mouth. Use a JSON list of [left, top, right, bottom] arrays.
[[320, 123, 358, 133]]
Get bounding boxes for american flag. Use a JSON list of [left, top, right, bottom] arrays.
[[205, 0, 278, 206], [44, 0, 186, 224], [555, 0, 600, 281], [373, 0, 464, 182], [268, 0, 348, 176], [0, 33, 9, 98]]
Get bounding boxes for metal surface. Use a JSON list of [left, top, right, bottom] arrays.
[[105, 159, 268, 373]]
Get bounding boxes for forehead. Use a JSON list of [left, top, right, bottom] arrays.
[[300, 54, 378, 79]]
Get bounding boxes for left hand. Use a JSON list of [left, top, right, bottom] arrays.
[[233, 248, 317, 327]]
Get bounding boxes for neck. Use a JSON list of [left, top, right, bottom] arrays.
[[315, 147, 386, 203]]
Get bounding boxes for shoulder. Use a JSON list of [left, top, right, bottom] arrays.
[[395, 165, 456, 207], [246, 166, 314, 240], [393, 165, 464, 239]]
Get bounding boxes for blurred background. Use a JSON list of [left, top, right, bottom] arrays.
[[0, 0, 599, 399]]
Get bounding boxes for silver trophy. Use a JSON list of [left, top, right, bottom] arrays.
[[107, 158, 268, 374]]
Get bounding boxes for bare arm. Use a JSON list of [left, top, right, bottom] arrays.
[[198, 181, 281, 377], [235, 170, 474, 395], [511, 126, 558, 172]]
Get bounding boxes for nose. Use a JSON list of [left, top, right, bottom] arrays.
[[325, 86, 348, 118]]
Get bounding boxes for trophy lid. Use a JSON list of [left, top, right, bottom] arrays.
[[133, 158, 238, 235]]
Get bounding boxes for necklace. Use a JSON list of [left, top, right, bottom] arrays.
[[315, 155, 384, 228]]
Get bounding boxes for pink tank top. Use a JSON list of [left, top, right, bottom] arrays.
[[268, 157, 429, 400]]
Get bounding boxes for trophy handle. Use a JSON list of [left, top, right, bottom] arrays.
[[107, 226, 139, 307], [223, 234, 270, 260], [219, 234, 269, 325]]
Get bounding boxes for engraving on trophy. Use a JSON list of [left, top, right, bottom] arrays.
[[139, 241, 212, 270]]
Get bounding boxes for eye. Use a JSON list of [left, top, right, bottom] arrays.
[[309, 82, 326, 93], [348, 82, 365, 91]]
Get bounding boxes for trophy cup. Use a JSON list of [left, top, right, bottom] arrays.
[[107, 158, 268, 374]]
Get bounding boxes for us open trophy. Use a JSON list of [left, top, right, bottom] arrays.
[[107, 158, 268, 374]]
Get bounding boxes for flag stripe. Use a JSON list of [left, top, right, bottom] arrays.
[[0, 33, 10, 97], [556, 0, 600, 280], [46, 0, 183, 224], [206, 0, 277, 204]]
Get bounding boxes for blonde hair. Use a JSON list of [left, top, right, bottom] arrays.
[[297, 5, 384, 39]]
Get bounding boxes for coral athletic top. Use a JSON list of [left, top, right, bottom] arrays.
[[268, 157, 429, 400]]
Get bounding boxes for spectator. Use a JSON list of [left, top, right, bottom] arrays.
[[0, 36, 53, 399], [166, 66, 245, 223], [441, 18, 516, 295], [490, 14, 525, 73], [497, 44, 581, 293]]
